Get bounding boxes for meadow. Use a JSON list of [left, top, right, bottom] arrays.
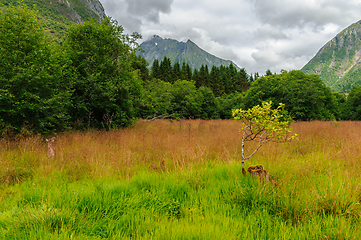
[[0, 120, 361, 239]]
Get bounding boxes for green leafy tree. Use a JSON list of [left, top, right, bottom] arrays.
[[0, 2, 71, 133], [63, 17, 142, 128], [216, 92, 244, 119], [232, 101, 296, 173], [265, 69, 273, 76], [332, 92, 346, 120], [131, 54, 150, 83], [243, 70, 337, 120], [198, 86, 219, 119], [140, 79, 174, 119], [343, 86, 361, 120], [171, 80, 201, 118]]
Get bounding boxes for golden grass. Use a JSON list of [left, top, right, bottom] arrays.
[[1, 120, 361, 183]]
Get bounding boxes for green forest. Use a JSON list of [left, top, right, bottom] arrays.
[[1, 3, 361, 134]]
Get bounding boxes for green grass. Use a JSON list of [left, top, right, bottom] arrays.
[[1, 163, 360, 239]]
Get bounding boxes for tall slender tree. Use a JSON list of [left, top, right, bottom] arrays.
[[172, 62, 181, 83], [181, 61, 192, 81], [151, 59, 161, 80], [159, 56, 172, 82]]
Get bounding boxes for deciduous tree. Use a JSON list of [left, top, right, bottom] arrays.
[[232, 101, 296, 174], [243, 70, 337, 120], [63, 17, 142, 128], [0, 2, 71, 133]]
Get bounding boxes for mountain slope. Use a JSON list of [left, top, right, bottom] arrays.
[[1, 0, 106, 41], [302, 20, 361, 92], [138, 35, 240, 70]]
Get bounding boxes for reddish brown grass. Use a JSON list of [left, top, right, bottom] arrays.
[[1, 120, 361, 182]]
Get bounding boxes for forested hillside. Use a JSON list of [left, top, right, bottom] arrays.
[[1, 3, 361, 135], [0, 0, 105, 41], [302, 20, 361, 93]]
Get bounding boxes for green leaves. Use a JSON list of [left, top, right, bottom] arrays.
[[0, 2, 72, 133], [233, 101, 290, 140], [63, 17, 142, 128], [233, 101, 296, 163], [243, 70, 337, 121], [343, 86, 361, 120]]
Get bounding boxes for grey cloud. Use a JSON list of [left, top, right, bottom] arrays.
[[100, 0, 174, 33], [100, 0, 361, 74], [250, 0, 361, 29], [252, 24, 287, 40], [125, 0, 173, 23]]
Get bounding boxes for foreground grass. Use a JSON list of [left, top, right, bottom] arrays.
[[1, 120, 361, 239], [2, 164, 361, 239]]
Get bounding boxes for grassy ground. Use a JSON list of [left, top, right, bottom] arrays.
[[0, 120, 361, 239]]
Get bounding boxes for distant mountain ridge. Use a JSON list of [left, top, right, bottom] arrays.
[[138, 35, 240, 70], [302, 20, 361, 92]]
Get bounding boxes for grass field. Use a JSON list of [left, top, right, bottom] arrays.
[[1, 120, 361, 239]]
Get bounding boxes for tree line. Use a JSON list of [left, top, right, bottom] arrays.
[[1, 3, 360, 134], [149, 57, 250, 97]]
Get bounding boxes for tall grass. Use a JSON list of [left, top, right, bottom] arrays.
[[1, 120, 361, 239]]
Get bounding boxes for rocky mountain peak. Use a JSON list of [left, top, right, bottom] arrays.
[[138, 35, 240, 70]]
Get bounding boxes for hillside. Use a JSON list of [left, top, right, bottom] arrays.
[[1, 0, 106, 41], [302, 20, 361, 92], [138, 35, 240, 70]]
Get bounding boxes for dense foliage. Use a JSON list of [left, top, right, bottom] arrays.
[[151, 56, 249, 97], [0, 3, 72, 133], [0, 3, 140, 133], [0, 2, 360, 134], [243, 70, 339, 121], [343, 86, 361, 120], [63, 18, 143, 129]]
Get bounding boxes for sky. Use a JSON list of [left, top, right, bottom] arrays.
[[99, 0, 361, 74]]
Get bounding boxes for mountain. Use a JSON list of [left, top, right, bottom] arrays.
[[138, 35, 240, 70], [302, 20, 361, 92], [1, 0, 106, 41]]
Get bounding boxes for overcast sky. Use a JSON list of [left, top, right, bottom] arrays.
[[99, 0, 361, 74]]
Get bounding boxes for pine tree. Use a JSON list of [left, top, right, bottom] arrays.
[[193, 68, 200, 86], [160, 56, 172, 82], [236, 68, 250, 92], [209, 65, 220, 96], [151, 59, 161, 79], [172, 61, 181, 83], [198, 64, 209, 88], [181, 61, 192, 81]]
